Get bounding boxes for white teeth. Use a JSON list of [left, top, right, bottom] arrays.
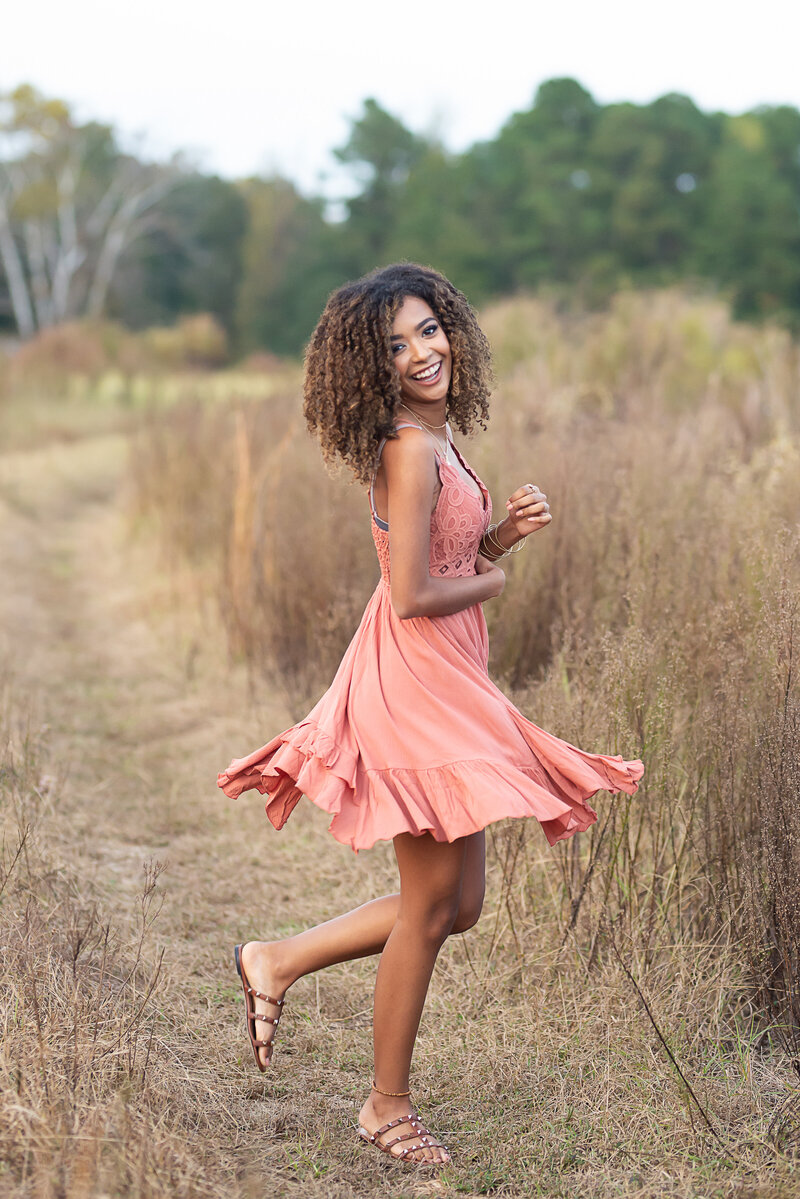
[[413, 362, 440, 380]]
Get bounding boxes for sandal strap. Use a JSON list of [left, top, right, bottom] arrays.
[[250, 1013, 280, 1025], [370, 1115, 418, 1141], [399, 1142, 448, 1159], [246, 987, 283, 1005], [373, 1116, 446, 1154], [387, 1131, 441, 1148]]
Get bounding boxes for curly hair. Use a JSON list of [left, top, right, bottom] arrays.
[[303, 263, 493, 485]]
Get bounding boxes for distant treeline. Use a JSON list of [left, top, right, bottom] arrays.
[[2, 78, 800, 355]]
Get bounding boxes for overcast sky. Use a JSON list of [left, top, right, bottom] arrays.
[[3, 0, 799, 198]]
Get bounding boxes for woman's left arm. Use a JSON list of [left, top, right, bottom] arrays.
[[479, 483, 552, 560]]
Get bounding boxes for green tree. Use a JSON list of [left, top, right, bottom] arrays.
[[589, 94, 717, 281], [334, 98, 430, 271], [451, 79, 602, 294], [109, 174, 247, 332], [700, 115, 800, 316], [6, 79, 800, 348], [377, 146, 483, 299], [233, 176, 342, 356]]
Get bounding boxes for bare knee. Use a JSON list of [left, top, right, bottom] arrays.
[[401, 894, 461, 946], [451, 887, 484, 934]]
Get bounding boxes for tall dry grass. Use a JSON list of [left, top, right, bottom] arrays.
[[0, 315, 301, 454], [126, 288, 800, 1158], [0, 681, 221, 1197]]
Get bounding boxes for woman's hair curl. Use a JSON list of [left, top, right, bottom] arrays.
[[303, 262, 493, 485]]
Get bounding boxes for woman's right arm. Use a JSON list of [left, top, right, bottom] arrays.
[[382, 428, 505, 620]]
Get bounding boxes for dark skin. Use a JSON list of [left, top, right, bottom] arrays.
[[239, 296, 552, 1165]]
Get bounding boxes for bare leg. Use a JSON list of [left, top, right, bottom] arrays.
[[357, 831, 476, 1164], [241, 831, 485, 1071]]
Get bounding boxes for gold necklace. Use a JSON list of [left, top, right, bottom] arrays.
[[399, 402, 447, 430], [398, 404, 450, 463]]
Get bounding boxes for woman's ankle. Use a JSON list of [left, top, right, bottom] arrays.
[[365, 1086, 413, 1119], [244, 939, 297, 993]]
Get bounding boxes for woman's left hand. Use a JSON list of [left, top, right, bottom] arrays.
[[505, 484, 552, 538]]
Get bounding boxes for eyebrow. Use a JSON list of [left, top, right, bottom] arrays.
[[390, 317, 436, 340]]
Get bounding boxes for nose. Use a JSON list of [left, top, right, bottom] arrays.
[[408, 335, 431, 362]]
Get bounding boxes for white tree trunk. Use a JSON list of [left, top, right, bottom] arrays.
[[23, 218, 53, 327], [50, 155, 86, 321], [0, 195, 35, 337], [0, 115, 181, 336], [85, 175, 175, 319]]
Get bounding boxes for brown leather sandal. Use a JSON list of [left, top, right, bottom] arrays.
[[234, 943, 284, 1072], [357, 1114, 450, 1167]]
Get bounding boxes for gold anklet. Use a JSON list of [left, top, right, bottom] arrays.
[[371, 1080, 411, 1097]]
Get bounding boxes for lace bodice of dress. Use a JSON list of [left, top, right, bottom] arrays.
[[370, 440, 492, 584]]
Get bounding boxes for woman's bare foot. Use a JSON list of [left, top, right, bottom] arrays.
[[239, 941, 294, 1068], [358, 1090, 451, 1165]]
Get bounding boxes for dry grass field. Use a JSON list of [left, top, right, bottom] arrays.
[[1, 290, 800, 1197]]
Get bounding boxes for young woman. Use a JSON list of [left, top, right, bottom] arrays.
[[218, 263, 643, 1168]]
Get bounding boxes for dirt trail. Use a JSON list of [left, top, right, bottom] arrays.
[[0, 433, 415, 1196]]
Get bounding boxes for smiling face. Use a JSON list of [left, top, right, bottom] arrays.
[[389, 295, 452, 407]]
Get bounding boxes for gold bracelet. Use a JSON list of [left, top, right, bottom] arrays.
[[481, 524, 507, 559], [484, 523, 527, 558], [485, 524, 508, 556], [482, 525, 506, 556]]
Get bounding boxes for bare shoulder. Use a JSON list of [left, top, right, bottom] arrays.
[[381, 425, 437, 478]]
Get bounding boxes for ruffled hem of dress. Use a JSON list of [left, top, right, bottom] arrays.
[[217, 719, 644, 853]]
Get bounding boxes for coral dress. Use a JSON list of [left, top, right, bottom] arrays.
[[217, 424, 643, 851]]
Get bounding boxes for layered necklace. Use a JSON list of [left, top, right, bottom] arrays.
[[398, 403, 451, 463]]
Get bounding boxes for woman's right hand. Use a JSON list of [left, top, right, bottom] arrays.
[[475, 554, 505, 598]]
